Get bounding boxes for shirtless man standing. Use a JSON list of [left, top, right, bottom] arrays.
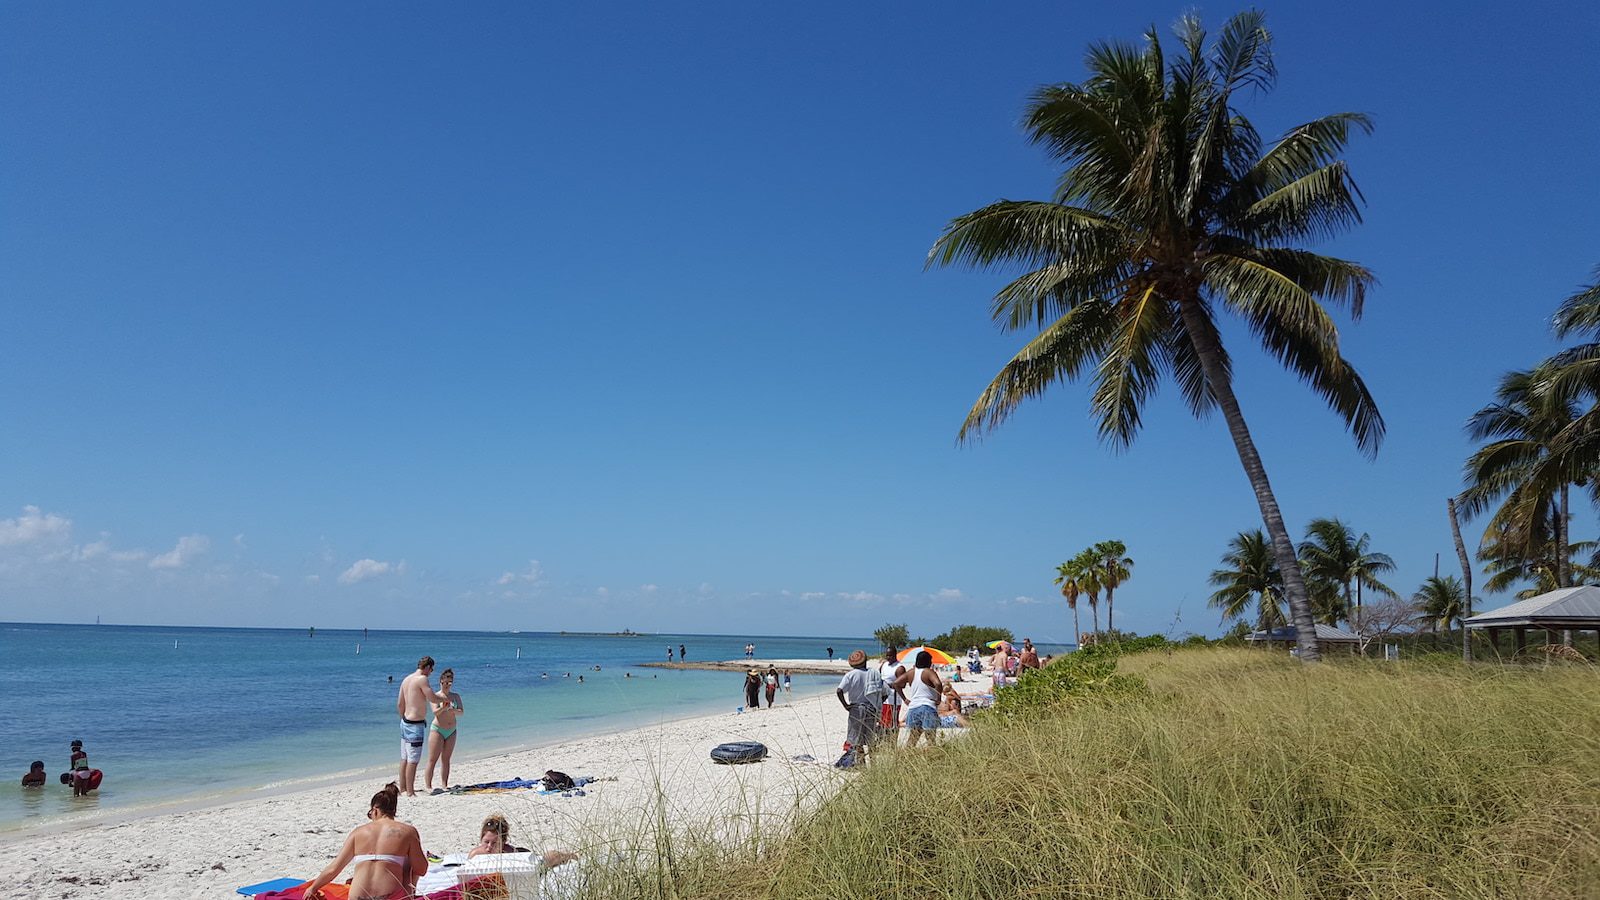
[[396, 656, 438, 797]]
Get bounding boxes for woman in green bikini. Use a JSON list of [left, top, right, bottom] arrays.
[[424, 668, 463, 794]]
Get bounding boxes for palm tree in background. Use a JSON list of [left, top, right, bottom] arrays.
[[1412, 575, 1465, 645], [1208, 529, 1286, 630], [929, 11, 1384, 662], [1053, 560, 1084, 646], [1093, 540, 1134, 633], [1072, 548, 1104, 635], [1296, 517, 1397, 630], [1461, 364, 1588, 594]]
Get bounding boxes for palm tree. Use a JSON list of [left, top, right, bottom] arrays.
[[1053, 560, 1083, 646], [929, 12, 1384, 662], [1461, 364, 1588, 594], [1412, 575, 1465, 646], [1208, 529, 1286, 630], [1093, 540, 1134, 633], [1296, 517, 1397, 630], [1072, 548, 1104, 635]]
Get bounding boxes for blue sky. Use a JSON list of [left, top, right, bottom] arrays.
[[1, 1, 1596, 641]]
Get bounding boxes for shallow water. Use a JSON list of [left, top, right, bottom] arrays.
[[3, 623, 864, 833]]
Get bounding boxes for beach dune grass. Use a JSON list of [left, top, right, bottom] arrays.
[[578, 648, 1600, 899]]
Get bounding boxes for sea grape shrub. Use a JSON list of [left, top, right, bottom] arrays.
[[991, 655, 1148, 719]]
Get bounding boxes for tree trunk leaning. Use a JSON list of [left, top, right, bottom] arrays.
[[1178, 297, 1321, 662], [1447, 497, 1473, 663]]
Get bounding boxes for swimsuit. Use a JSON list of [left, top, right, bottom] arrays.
[[401, 719, 426, 763], [431, 723, 456, 740]]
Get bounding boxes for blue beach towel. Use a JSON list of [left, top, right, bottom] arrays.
[[237, 877, 303, 896]]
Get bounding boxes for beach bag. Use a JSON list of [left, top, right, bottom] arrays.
[[542, 770, 576, 792]]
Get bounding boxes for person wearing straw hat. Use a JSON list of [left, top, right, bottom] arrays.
[[836, 650, 880, 765]]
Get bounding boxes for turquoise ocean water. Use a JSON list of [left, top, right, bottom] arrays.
[[2, 623, 873, 835]]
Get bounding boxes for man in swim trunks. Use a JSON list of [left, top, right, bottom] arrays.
[[396, 656, 439, 797]]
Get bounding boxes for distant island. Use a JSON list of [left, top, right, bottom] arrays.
[[557, 629, 646, 637]]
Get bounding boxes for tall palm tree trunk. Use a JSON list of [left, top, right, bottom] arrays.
[[1179, 299, 1322, 661], [1559, 483, 1571, 588], [1090, 600, 1100, 635], [1106, 585, 1115, 634], [1072, 606, 1081, 647], [1447, 497, 1473, 663]]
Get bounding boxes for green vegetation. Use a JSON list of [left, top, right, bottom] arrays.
[[1053, 540, 1133, 643], [1209, 528, 1285, 630], [1297, 517, 1397, 627], [926, 624, 1011, 651], [872, 623, 909, 650], [580, 648, 1600, 899], [931, 9, 1385, 661]]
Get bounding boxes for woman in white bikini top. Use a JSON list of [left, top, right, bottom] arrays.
[[305, 783, 428, 900]]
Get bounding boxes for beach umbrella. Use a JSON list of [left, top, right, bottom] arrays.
[[984, 639, 1014, 651], [897, 646, 956, 666]]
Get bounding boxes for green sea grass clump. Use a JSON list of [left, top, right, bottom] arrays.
[[580, 648, 1600, 900]]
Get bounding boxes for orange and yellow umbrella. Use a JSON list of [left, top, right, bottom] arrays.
[[896, 645, 956, 666]]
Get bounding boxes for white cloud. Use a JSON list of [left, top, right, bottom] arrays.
[[697, 582, 714, 596], [1013, 595, 1040, 605], [0, 506, 72, 546], [110, 549, 148, 563], [800, 591, 827, 602], [150, 534, 211, 570], [838, 590, 885, 603], [596, 586, 610, 597], [640, 583, 658, 594], [234, 534, 247, 549], [933, 588, 964, 602], [76, 540, 110, 561], [305, 574, 321, 584], [339, 558, 395, 585], [495, 560, 543, 586]]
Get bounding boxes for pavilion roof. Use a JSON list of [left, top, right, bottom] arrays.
[[1465, 585, 1600, 629], [1245, 623, 1361, 644]]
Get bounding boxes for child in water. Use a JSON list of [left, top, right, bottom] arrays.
[[68, 740, 94, 796], [21, 761, 46, 787]]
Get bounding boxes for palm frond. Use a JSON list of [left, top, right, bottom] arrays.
[[957, 300, 1118, 442], [1089, 283, 1172, 449]]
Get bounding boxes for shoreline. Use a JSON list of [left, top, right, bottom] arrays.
[[639, 657, 856, 676], [0, 681, 838, 843], [2, 685, 859, 897]]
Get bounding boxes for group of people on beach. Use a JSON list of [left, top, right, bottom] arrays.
[[741, 665, 790, 709], [303, 783, 577, 900], [987, 638, 1046, 687], [19, 740, 101, 796], [396, 656, 464, 796], [836, 644, 970, 764]]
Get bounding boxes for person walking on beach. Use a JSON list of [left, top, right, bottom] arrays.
[[666, 646, 674, 662], [826, 647, 833, 661], [836, 650, 880, 765], [878, 647, 907, 741], [679, 643, 686, 661], [304, 783, 427, 900], [763, 665, 780, 707], [893, 650, 944, 748], [743, 669, 761, 710], [425, 668, 463, 794], [396, 656, 439, 797]]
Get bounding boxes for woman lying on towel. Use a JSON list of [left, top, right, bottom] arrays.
[[469, 813, 579, 869], [305, 783, 427, 900]]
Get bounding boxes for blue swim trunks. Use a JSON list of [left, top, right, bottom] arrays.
[[905, 705, 939, 732], [401, 718, 426, 763]]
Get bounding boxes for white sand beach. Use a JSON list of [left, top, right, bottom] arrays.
[[6, 670, 992, 900]]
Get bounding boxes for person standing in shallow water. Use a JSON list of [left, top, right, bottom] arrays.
[[679, 643, 686, 661]]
